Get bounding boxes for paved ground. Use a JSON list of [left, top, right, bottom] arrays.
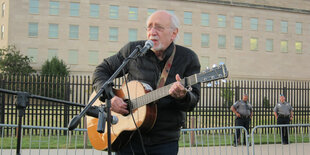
[[2, 143, 310, 155], [180, 143, 310, 155]]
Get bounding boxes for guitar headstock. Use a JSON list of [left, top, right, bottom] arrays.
[[197, 64, 228, 84]]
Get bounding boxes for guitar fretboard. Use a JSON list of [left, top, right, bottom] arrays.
[[131, 75, 198, 110], [129, 64, 228, 110]]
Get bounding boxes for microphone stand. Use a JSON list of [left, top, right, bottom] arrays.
[[68, 45, 143, 155]]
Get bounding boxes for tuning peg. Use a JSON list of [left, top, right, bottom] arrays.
[[214, 81, 218, 85], [221, 79, 227, 83], [212, 64, 217, 68], [207, 83, 212, 87]]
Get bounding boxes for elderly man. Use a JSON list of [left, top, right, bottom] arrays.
[[273, 94, 293, 144], [93, 10, 201, 155]]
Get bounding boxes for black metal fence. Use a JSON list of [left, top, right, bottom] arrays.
[[0, 74, 309, 136]]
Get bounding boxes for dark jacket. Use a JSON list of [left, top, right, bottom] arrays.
[[92, 40, 201, 145]]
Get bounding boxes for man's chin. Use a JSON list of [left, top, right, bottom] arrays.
[[151, 45, 163, 52]]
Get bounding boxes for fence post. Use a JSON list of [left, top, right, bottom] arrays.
[[0, 74, 5, 125], [283, 87, 287, 97], [235, 86, 240, 101], [190, 117, 195, 146]]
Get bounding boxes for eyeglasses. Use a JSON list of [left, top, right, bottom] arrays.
[[145, 25, 171, 32]]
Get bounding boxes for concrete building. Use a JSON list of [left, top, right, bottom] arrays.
[[0, 0, 309, 80]]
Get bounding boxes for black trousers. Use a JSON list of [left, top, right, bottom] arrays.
[[116, 140, 178, 155], [277, 117, 290, 144], [234, 117, 250, 144]]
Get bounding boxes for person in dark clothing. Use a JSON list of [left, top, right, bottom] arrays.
[[92, 10, 201, 155], [231, 94, 253, 146], [273, 94, 294, 145]]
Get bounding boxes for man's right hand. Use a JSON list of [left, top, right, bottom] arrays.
[[110, 96, 129, 115], [235, 112, 241, 118]]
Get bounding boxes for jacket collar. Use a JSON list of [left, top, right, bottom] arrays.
[[161, 42, 174, 62]]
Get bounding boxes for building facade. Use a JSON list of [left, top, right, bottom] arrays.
[[0, 0, 309, 80]]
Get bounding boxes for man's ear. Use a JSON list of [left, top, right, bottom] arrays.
[[171, 28, 178, 41]]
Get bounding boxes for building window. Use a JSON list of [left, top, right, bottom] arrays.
[[109, 27, 118, 41], [250, 38, 258, 51], [295, 41, 302, 53], [250, 18, 258, 30], [167, 10, 174, 15], [89, 26, 99, 41], [2, 2, 5, 17], [147, 8, 156, 17], [281, 21, 288, 33], [265, 19, 273, 32], [88, 50, 99, 65], [234, 36, 242, 50], [49, 1, 59, 15], [90, 4, 99, 18], [280, 40, 288, 53], [218, 57, 226, 65], [109, 5, 119, 19], [29, 0, 39, 14], [108, 51, 117, 57], [200, 56, 209, 71], [128, 28, 137, 41], [184, 32, 192, 46], [218, 35, 226, 48], [70, 2, 80, 17], [27, 48, 38, 63], [28, 22, 38, 37], [48, 49, 58, 60], [48, 24, 58, 38], [68, 49, 78, 64], [296, 22, 302, 34], [201, 13, 209, 26], [128, 7, 138, 20], [184, 11, 192, 25], [201, 34, 209, 48], [266, 39, 273, 52], [234, 16, 242, 29], [69, 25, 79, 39], [218, 15, 226, 28], [1, 25, 4, 39]]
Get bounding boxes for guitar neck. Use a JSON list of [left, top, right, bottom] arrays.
[[131, 75, 198, 110], [130, 64, 228, 110]]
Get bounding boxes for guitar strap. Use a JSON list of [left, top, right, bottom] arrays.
[[156, 44, 176, 88]]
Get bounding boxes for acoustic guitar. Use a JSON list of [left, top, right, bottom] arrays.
[[86, 64, 228, 151]]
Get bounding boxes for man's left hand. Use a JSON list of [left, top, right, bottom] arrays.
[[169, 74, 187, 99]]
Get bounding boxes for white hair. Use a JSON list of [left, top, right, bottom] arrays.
[[146, 10, 180, 41]]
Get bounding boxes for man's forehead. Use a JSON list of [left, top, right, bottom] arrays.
[[148, 13, 170, 25]]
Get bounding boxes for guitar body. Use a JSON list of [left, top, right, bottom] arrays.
[[86, 81, 157, 151]]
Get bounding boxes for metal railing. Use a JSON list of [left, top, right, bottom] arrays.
[[180, 126, 249, 155], [0, 124, 111, 155], [251, 124, 310, 155], [2, 123, 310, 155]]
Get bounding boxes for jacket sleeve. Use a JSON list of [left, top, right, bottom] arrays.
[[173, 53, 201, 112], [92, 43, 132, 93]]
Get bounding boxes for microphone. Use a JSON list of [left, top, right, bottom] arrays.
[[86, 106, 118, 125], [139, 40, 154, 55]]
